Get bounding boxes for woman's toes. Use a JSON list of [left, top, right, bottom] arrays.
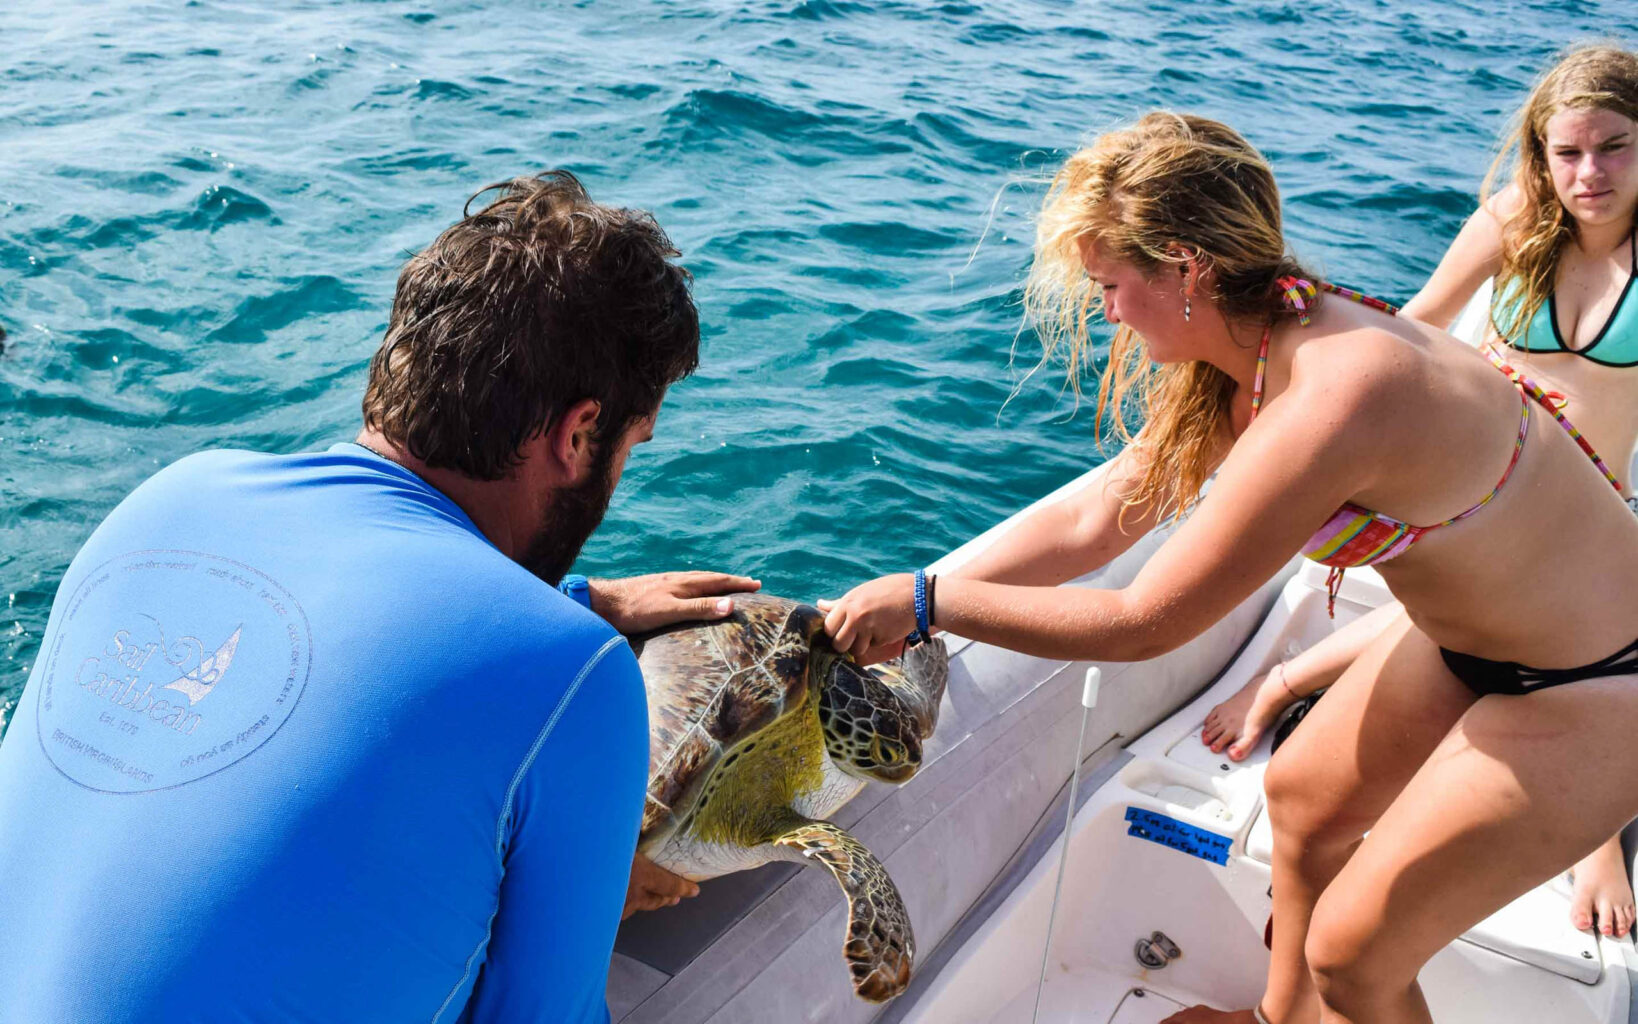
[[1571, 892, 1595, 932]]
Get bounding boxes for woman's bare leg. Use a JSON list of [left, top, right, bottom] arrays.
[[1165, 615, 1476, 1024], [1303, 672, 1638, 1023]]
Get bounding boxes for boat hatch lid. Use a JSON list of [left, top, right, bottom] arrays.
[[1462, 879, 1603, 984], [1245, 806, 1603, 984]]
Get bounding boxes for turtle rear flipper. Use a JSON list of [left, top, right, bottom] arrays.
[[772, 817, 914, 1002]]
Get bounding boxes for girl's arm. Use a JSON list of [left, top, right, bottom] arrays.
[[1400, 186, 1519, 329], [824, 343, 1391, 663], [1279, 601, 1405, 696], [947, 444, 1170, 586], [824, 447, 1172, 665], [1202, 601, 1407, 758]]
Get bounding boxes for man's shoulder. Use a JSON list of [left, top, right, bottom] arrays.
[[69, 449, 278, 556], [135, 447, 266, 489], [122, 448, 310, 513], [505, 596, 636, 678]]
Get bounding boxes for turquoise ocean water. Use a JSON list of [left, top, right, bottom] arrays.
[[3, 1, 1636, 731]]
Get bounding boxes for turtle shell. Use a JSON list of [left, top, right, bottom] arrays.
[[634, 593, 827, 848]]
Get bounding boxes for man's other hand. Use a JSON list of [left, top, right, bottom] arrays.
[[589, 572, 760, 635], [623, 853, 701, 920]]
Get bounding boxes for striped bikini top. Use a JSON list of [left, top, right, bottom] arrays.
[[1250, 278, 1622, 614]]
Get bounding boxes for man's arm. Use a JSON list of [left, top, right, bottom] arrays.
[[458, 641, 649, 1024]]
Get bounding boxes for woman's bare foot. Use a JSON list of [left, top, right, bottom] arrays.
[[623, 853, 701, 920], [1201, 665, 1298, 761], [1569, 836, 1636, 938], [1160, 1006, 1259, 1023]]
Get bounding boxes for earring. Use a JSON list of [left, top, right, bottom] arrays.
[[1184, 296, 1191, 322]]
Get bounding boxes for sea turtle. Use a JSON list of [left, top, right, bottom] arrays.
[[634, 592, 949, 1003]]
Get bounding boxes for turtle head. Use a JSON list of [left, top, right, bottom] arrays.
[[815, 639, 949, 785]]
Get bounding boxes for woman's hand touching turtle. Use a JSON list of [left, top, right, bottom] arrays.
[[818, 573, 917, 665]]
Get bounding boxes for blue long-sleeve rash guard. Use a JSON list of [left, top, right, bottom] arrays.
[[0, 444, 648, 1023]]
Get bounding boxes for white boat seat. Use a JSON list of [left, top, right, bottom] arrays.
[[1292, 558, 1392, 611], [1243, 805, 1603, 984], [1463, 880, 1603, 985]]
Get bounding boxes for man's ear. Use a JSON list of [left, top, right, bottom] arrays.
[[545, 398, 602, 486]]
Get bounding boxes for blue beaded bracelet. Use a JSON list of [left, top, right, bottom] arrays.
[[905, 568, 931, 647]]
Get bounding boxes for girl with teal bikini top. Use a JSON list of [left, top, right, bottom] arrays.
[[1494, 227, 1638, 368]]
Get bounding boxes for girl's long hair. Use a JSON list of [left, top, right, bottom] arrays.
[[1024, 111, 1315, 522], [1486, 46, 1638, 341]]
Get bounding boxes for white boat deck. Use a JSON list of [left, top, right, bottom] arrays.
[[902, 563, 1636, 1024]]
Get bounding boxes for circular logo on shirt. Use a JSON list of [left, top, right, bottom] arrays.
[[35, 550, 312, 794]]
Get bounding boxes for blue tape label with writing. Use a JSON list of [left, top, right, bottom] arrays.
[[1124, 806, 1232, 865]]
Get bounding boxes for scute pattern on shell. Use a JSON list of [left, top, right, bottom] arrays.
[[637, 594, 825, 843]]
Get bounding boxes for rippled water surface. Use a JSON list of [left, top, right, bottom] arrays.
[[4, 0, 1636, 726]]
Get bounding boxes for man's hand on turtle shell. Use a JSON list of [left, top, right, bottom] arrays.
[[589, 571, 760, 635], [623, 853, 701, 920]]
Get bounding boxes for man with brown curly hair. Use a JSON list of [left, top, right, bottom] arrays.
[[0, 171, 746, 1023]]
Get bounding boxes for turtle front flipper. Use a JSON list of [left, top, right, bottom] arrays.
[[772, 816, 914, 1003]]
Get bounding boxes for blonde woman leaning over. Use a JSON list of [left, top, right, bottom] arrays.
[[818, 111, 1638, 1024], [1202, 44, 1638, 944]]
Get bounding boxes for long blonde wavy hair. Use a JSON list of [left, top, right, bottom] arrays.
[[1024, 111, 1315, 522], [1486, 45, 1638, 341]]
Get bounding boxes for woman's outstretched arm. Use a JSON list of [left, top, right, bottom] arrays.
[[824, 350, 1387, 664], [947, 444, 1169, 586]]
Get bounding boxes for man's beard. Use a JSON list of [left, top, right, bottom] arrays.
[[521, 446, 618, 587]]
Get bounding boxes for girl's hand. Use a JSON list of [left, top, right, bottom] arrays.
[[818, 573, 917, 664]]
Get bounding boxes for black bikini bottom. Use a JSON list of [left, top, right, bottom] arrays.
[[1440, 637, 1638, 697]]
